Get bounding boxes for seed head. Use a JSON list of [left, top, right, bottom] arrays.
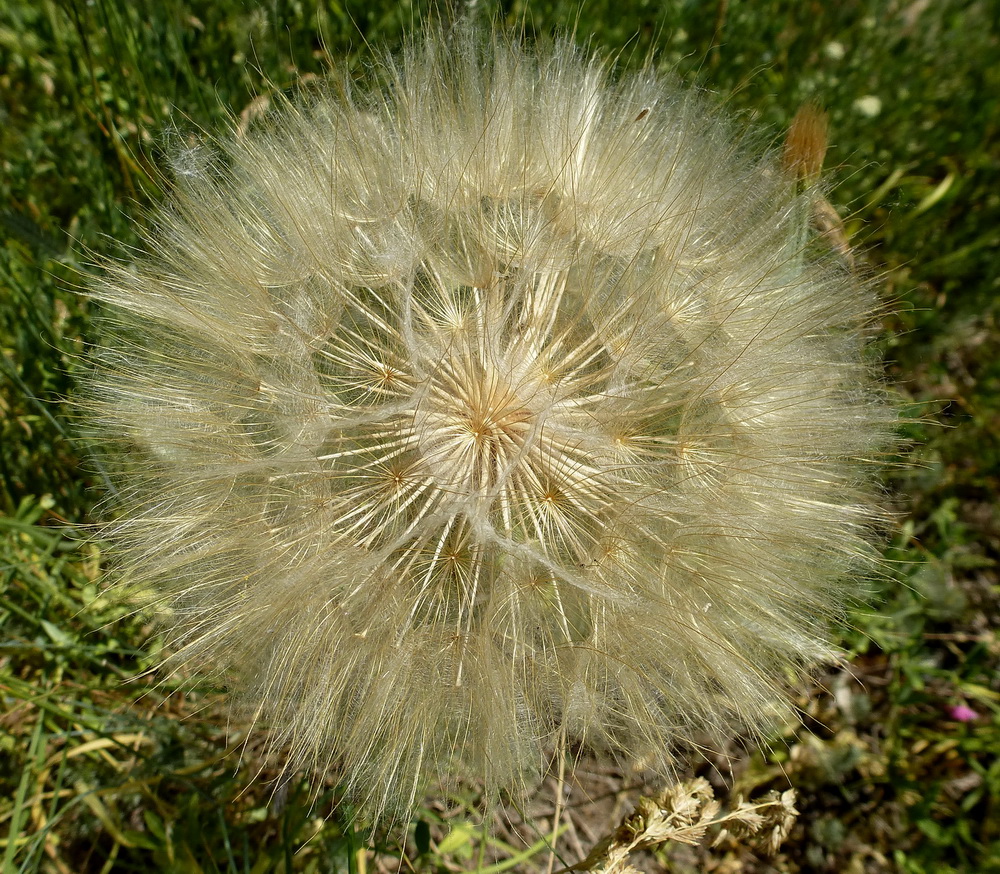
[[88, 30, 892, 823]]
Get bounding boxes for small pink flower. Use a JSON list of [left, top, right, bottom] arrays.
[[949, 704, 978, 723]]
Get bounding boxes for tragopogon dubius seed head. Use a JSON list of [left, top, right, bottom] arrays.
[[87, 28, 894, 825]]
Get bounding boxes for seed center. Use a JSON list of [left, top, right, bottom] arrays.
[[415, 354, 540, 495]]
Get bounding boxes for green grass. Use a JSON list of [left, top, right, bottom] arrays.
[[2, 1, 998, 871]]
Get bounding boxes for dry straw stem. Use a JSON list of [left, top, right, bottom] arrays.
[[561, 777, 799, 872], [86, 27, 894, 825]]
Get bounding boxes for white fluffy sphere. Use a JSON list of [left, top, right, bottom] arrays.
[[89, 30, 892, 822]]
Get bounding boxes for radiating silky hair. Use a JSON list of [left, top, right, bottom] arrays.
[[87, 28, 893, 824]]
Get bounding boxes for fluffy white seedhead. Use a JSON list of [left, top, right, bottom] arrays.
[[89, 30, 892, 823]]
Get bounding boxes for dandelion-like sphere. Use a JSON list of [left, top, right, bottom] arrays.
[[90, 32, 891, 821]]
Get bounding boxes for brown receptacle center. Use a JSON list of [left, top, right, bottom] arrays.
[[417, 356, 540, 494]]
